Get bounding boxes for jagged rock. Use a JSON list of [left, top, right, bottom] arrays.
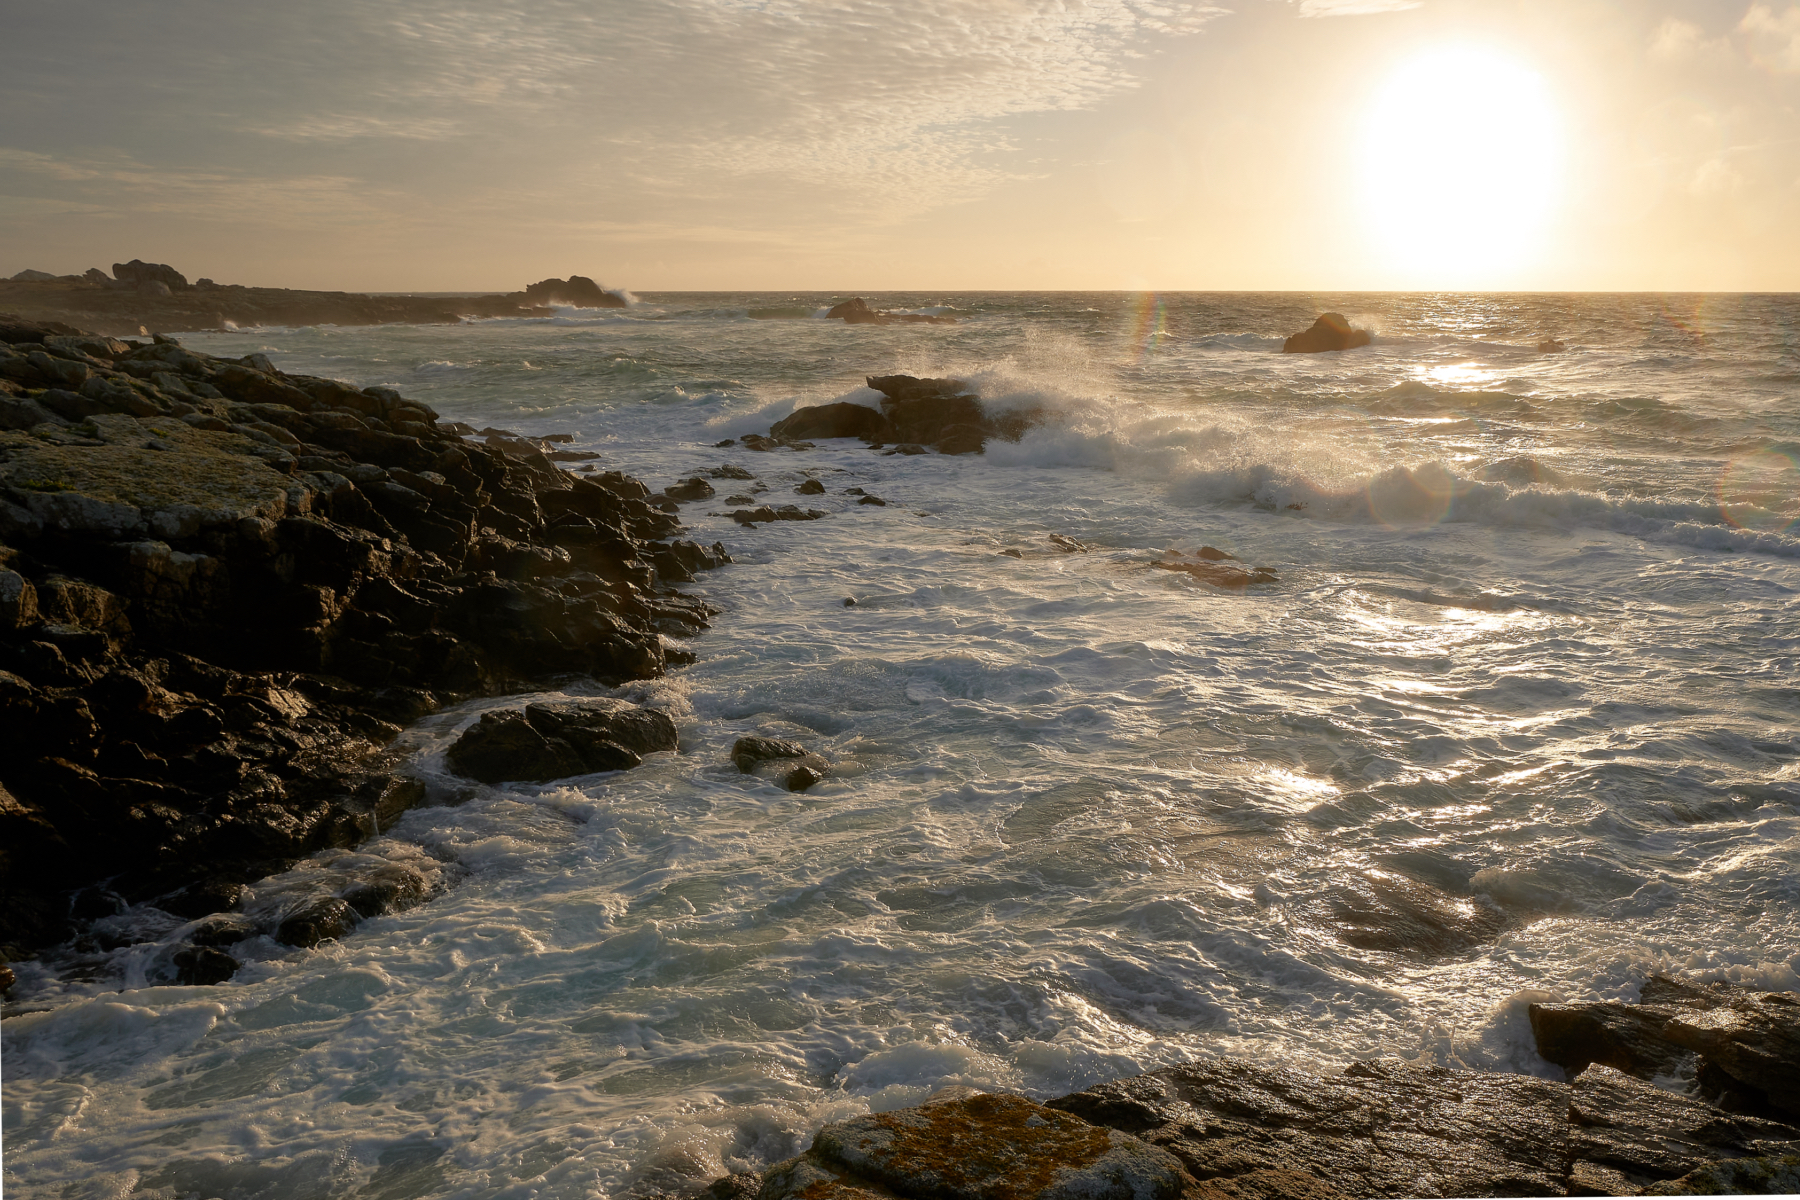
[[759, 1091, 1188, 1200], [447, 699, 677, 783], [1568, 1064, 1800, 1193], [1048, 1058, 1570, 1199], [1282, 313, 1370, 354], [1660, 991, 1800, 1120], [731, 735, 829, 791], [517, 276, 626, 308], [730, 505, 825, 525]]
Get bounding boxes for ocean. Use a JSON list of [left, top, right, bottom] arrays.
[[5, 291, 1798, 1199]]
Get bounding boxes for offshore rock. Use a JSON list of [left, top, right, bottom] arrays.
[[1282, 313, 1371, 354], [824, 298, 955, 326], [447, 699, 678, 783], [768, 402, 894, 443], [760, 1091, 1188, 1200], [518, 275, 626, 309], [1048, 1058, 1570, 1198], [1153, 552, 1279, 588]]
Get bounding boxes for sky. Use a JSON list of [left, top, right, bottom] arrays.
[[2, 0, 1797, 291]]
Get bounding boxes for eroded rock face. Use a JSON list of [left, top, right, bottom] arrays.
[[447, 699, 678, 783], [1282, 314, 1371, 354], [1048, 1058, 1570, 1199], [761, 1092, 1188, 1200]]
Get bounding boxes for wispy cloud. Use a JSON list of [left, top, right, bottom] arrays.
[[1295, 0, 1421, 17]]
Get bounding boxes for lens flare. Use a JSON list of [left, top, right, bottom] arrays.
[[1126, 292, 1169, 363], [1368, 460, 1459, 528], [1720, 449, 1800, 532]]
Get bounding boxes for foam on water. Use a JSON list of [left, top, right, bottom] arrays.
[[5, 292, 1799, 1198]]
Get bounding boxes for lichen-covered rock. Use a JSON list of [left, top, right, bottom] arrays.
[[761, 1092, 1188, 1200]]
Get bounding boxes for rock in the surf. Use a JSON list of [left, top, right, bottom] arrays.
[[1282, 313, 1371, 354], [446, 699, 678, 783], [1152, 552, 1277, 587], [664, 476, 716, 502], [769, 402, 895, 443], [794, 478, 825, 495], [518, 275, 626, 308], [731, 735, 829, 791]]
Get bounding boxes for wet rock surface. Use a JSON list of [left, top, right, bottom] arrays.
[[446, 698, 679, 783], [731, 735, 829, 792], [762, 375, 1040, 457], [0, 325, 728, 962]]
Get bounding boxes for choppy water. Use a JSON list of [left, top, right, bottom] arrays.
[[6, 292, 1800, 1199]]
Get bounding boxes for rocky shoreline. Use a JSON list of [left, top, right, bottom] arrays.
[[686, 976, 1800, 1199], [0, 262, 627, 338], [0, 312, 724, 978]]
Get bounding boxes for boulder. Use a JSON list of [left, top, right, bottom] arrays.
[[769, 402, 895, 443], [1660, 991, 1800, 1120], [759, 1091, 1189, 1200], [795, 479, 825, 495], [111, 259, 190, 292], [731, 735, 829, 791], [1281, 313, 1370, 354], [1048, 1058, 1570, 1199], [172, 944, 239, 985], [446, 699, 677, 784], [827, 297, 884, 324], [275, 897, 358, 947]]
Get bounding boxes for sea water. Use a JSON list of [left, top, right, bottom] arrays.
[[4, 292, 1799, 1199]]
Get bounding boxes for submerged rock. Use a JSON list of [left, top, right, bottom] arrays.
[[447, 699, 678, 783], [1152, 553, 1278, 587], [1282, 313, 1371, 354]]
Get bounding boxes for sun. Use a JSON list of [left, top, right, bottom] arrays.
[[1359, 47, 1565, 286]]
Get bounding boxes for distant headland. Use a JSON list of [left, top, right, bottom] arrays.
[[0, 261, 628, 336]]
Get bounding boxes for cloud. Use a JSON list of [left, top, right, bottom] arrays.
[[1648, 18, 1732, 64], [1740, 3, 1800, 70], [1294, 0, 1421, 16]]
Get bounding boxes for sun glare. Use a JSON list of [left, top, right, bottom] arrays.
[[1359, 47, 1565, 286]]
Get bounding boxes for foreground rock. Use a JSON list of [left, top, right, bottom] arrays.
[[1282, 313, 1371, 354], [765, 375, 1040, 456], [0, 323, 727, 960], [759, 1091, 1187, 1200], [446, 698, 678, 783], [0, 262, 631, 336]]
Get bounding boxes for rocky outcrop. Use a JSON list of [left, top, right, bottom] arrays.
[[0, 327, 727, 961], [763, 376, 1039, 456], [1282, 314, 1371, 354], [446, 698, 678, 783], [1152, 549, 1279, 588], [112, 260, 190, 293], [517, 275, 627, 309]]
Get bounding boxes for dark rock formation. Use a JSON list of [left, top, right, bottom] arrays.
[[1282, 314, 1371, 354], [758, 1091, 1188, 1200], [113, 260, 189, 293], [730, 505, 825, 526], [1660, 991, 1800, 1120], [762, 376, 1039, 457], [731, 735, 828, 791], [795, 479, 825, 495], [0, 328, 727, 960], [517, 276, 627, 309], [664, 477, 716, 502], [446, 698, 678, 783]]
